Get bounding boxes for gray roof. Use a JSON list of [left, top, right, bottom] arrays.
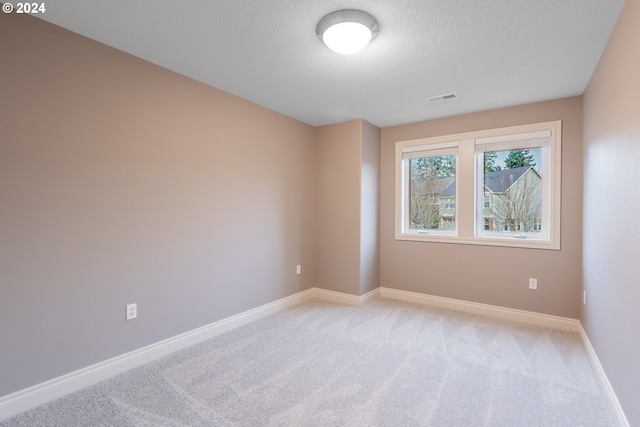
[[437, 166, 539, 198], [484, 166, 535, 193]]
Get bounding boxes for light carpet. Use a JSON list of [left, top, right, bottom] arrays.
[[2, 298, 615, 426]]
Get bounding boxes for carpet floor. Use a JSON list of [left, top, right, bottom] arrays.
[[2, 298, 615, 426]]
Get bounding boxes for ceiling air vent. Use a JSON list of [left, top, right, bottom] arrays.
[[428, 92, 458, 102]]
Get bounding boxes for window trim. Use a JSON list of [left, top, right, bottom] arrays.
[[395, 121, 562, 250]]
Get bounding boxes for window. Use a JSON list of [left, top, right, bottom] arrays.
[[396, 140, 458, 236], [395, 121, 561, 249]]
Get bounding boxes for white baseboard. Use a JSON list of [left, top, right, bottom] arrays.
[[578, 325, 630, 427], [312, 288, 361, 305], [312, 287, 380, 306], [379, 287, 580, 332], [360, 288, 381, 303], [0, 288, 317, 421]]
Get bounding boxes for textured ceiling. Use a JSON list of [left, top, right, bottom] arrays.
[[35, 0, 625, 128]]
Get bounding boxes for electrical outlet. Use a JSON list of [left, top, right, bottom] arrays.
[[529, 278, 538, 290], [126, 303, 137, 320], [296, 265, 301, 275]]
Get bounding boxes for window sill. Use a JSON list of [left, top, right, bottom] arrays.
[[395, 233, 560, 250]]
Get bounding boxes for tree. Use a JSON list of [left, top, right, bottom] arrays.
[[411, 155, 455, 179], [484, 152, 502, 172], [504, 149, 536, 168]]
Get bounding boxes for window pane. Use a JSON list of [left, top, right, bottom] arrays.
[[409, 154, 456, 230], [482, 148, 542, 233]]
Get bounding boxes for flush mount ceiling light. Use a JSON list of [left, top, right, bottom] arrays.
[[316, 10, 379, 55]]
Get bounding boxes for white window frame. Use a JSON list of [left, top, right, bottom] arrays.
[[395, 121, 561, 250]]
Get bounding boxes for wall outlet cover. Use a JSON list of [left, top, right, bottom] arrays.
[[126, 303, 137, 320]]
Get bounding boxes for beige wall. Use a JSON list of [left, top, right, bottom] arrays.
[[360, 121, 381, 295], [316, 120, 381, 296], [583, 0, 640, 424], [380, 97, 583, 318], [0, 13, 317, 396], [316, 121, 362, 295]]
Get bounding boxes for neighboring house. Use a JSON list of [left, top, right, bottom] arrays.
[[411, 166, 542, 232], [410, 176, 455, 230], [481, 166, 542, 232], [437, 178, 456, 230], [438, 166, 542, 232]]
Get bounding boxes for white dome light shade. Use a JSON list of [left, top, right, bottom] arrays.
[[317, 10, 379, 55], [322, 22, 372, 55]]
